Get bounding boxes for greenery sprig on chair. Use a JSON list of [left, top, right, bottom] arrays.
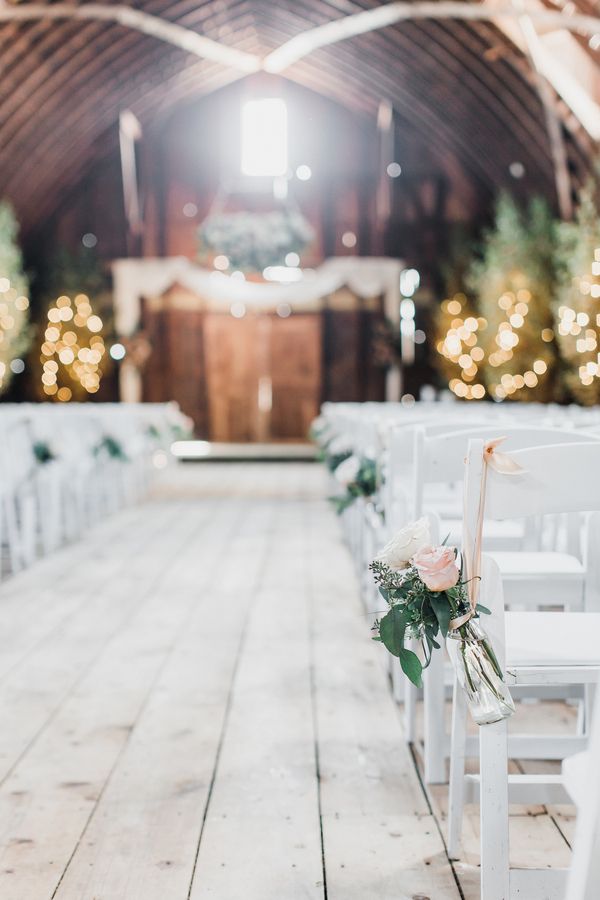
[[329, 455, 378, 515], [33, 441, 56, 464], [94, 435, 129, 462]]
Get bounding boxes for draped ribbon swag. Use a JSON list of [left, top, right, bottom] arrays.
[[449, 438, 524, 630]]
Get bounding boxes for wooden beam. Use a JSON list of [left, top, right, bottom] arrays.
[[511, 0, 573, 219], [119, 110, 143, 252]]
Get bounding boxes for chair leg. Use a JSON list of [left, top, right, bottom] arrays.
[[5, 495, 23, 573], [400, 635, 419, 742], [584, 682, 597, 736], [480, 718, 510, 900], [391, 656, 405, 704], [424, 649, 447, 783], [20, 493, 37, 566], [404, 680, 418, 743], [447, 678, 467, 859]]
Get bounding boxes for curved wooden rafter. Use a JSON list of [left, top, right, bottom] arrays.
[[263, 2, 600, 72], [0, 2, 598, 74], [0, 0, 597, 230], [0, 2, 261, 70]]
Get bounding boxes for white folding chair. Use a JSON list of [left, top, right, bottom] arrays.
[[447, 440, 600, 899], [0, 416, 38, 573], [396, 425, 600, 783]]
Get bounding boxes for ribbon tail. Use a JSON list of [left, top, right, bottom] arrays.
[[486, 451, 525, 475]]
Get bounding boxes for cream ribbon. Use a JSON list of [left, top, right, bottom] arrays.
[[449, 437, 524, 631]]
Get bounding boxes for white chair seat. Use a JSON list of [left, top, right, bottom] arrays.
[[440, 517, 524, 550], [490, 552, 585, 609], [492, 551, 584, 579], [506, 611, 600, 667]]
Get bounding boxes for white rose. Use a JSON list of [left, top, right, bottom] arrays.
[[334, 454, 361, 487], [376, 517, 431, 569]]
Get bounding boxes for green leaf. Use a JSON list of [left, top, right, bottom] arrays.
[[327, 495, 355, 515], [430, 593, 452, 638], [476, 603, 492, 616], [399, 648, 423, 687], [378, 606, 408, 657], [378, 586, 390, 603], [423, 623, 441, 652], [371, 635, 382, 643]]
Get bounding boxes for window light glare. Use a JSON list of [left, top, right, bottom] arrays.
[[241, 98, 288, 177]]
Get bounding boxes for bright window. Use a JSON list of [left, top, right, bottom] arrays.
[[241, 98, 288, 177]]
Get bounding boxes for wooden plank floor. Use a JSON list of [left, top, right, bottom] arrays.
[[0, 463, 573, 899]]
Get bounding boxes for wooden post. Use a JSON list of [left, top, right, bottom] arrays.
[[511, 0, 573, 220]]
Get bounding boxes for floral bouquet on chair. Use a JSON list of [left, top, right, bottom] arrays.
[[370, 518, 514, 725], [329, 455, 379, 515]]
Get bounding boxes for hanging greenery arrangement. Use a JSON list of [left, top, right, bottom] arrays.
[[0, 202, 31, 395], [198, 209, 314, 273], [553, 177, 600, 405]]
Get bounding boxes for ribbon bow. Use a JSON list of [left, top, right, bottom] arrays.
[[484, 437, 525, 476], [449, 437, 525, 631]]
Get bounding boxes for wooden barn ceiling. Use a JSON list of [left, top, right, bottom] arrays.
[[0, 0, 597, 233]]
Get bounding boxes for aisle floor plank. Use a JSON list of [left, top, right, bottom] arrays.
[[0, 462, 570, 899]]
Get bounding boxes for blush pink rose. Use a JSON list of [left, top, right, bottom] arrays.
[[413, 546, 459, 592]]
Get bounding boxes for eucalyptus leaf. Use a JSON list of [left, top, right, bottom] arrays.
[[399, 648, 423, 687], [430, 593, 452, 638], [378, 606, 408, 657]]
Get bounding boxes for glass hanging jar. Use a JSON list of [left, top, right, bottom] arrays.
[[448, 618, 515, 725]]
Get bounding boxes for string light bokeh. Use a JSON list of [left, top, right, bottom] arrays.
[[436, 292, 488, 400], [557, 246, 600, 389], [0, 277, 29, 391], [436, 288, 553, 401], [40, 293, 106, 401]]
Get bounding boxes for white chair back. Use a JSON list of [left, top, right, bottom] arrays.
[[466, 440, 600, 522]]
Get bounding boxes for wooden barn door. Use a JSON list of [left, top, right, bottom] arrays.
[[203, 312, 321, 443], [269, 314, 321, 440]]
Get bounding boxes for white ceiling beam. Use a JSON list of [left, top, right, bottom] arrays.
[[263, 2, 600, 72], [0, 2, 261, 73], [510, 0, 573, 218], [487, 0, 600, 141]]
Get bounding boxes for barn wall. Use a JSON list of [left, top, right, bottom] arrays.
[[25, 79, 489, 278]]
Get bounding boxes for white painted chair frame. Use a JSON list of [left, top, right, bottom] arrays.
[[395, 425, 600, 784], [448, 439, 600, 900]]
